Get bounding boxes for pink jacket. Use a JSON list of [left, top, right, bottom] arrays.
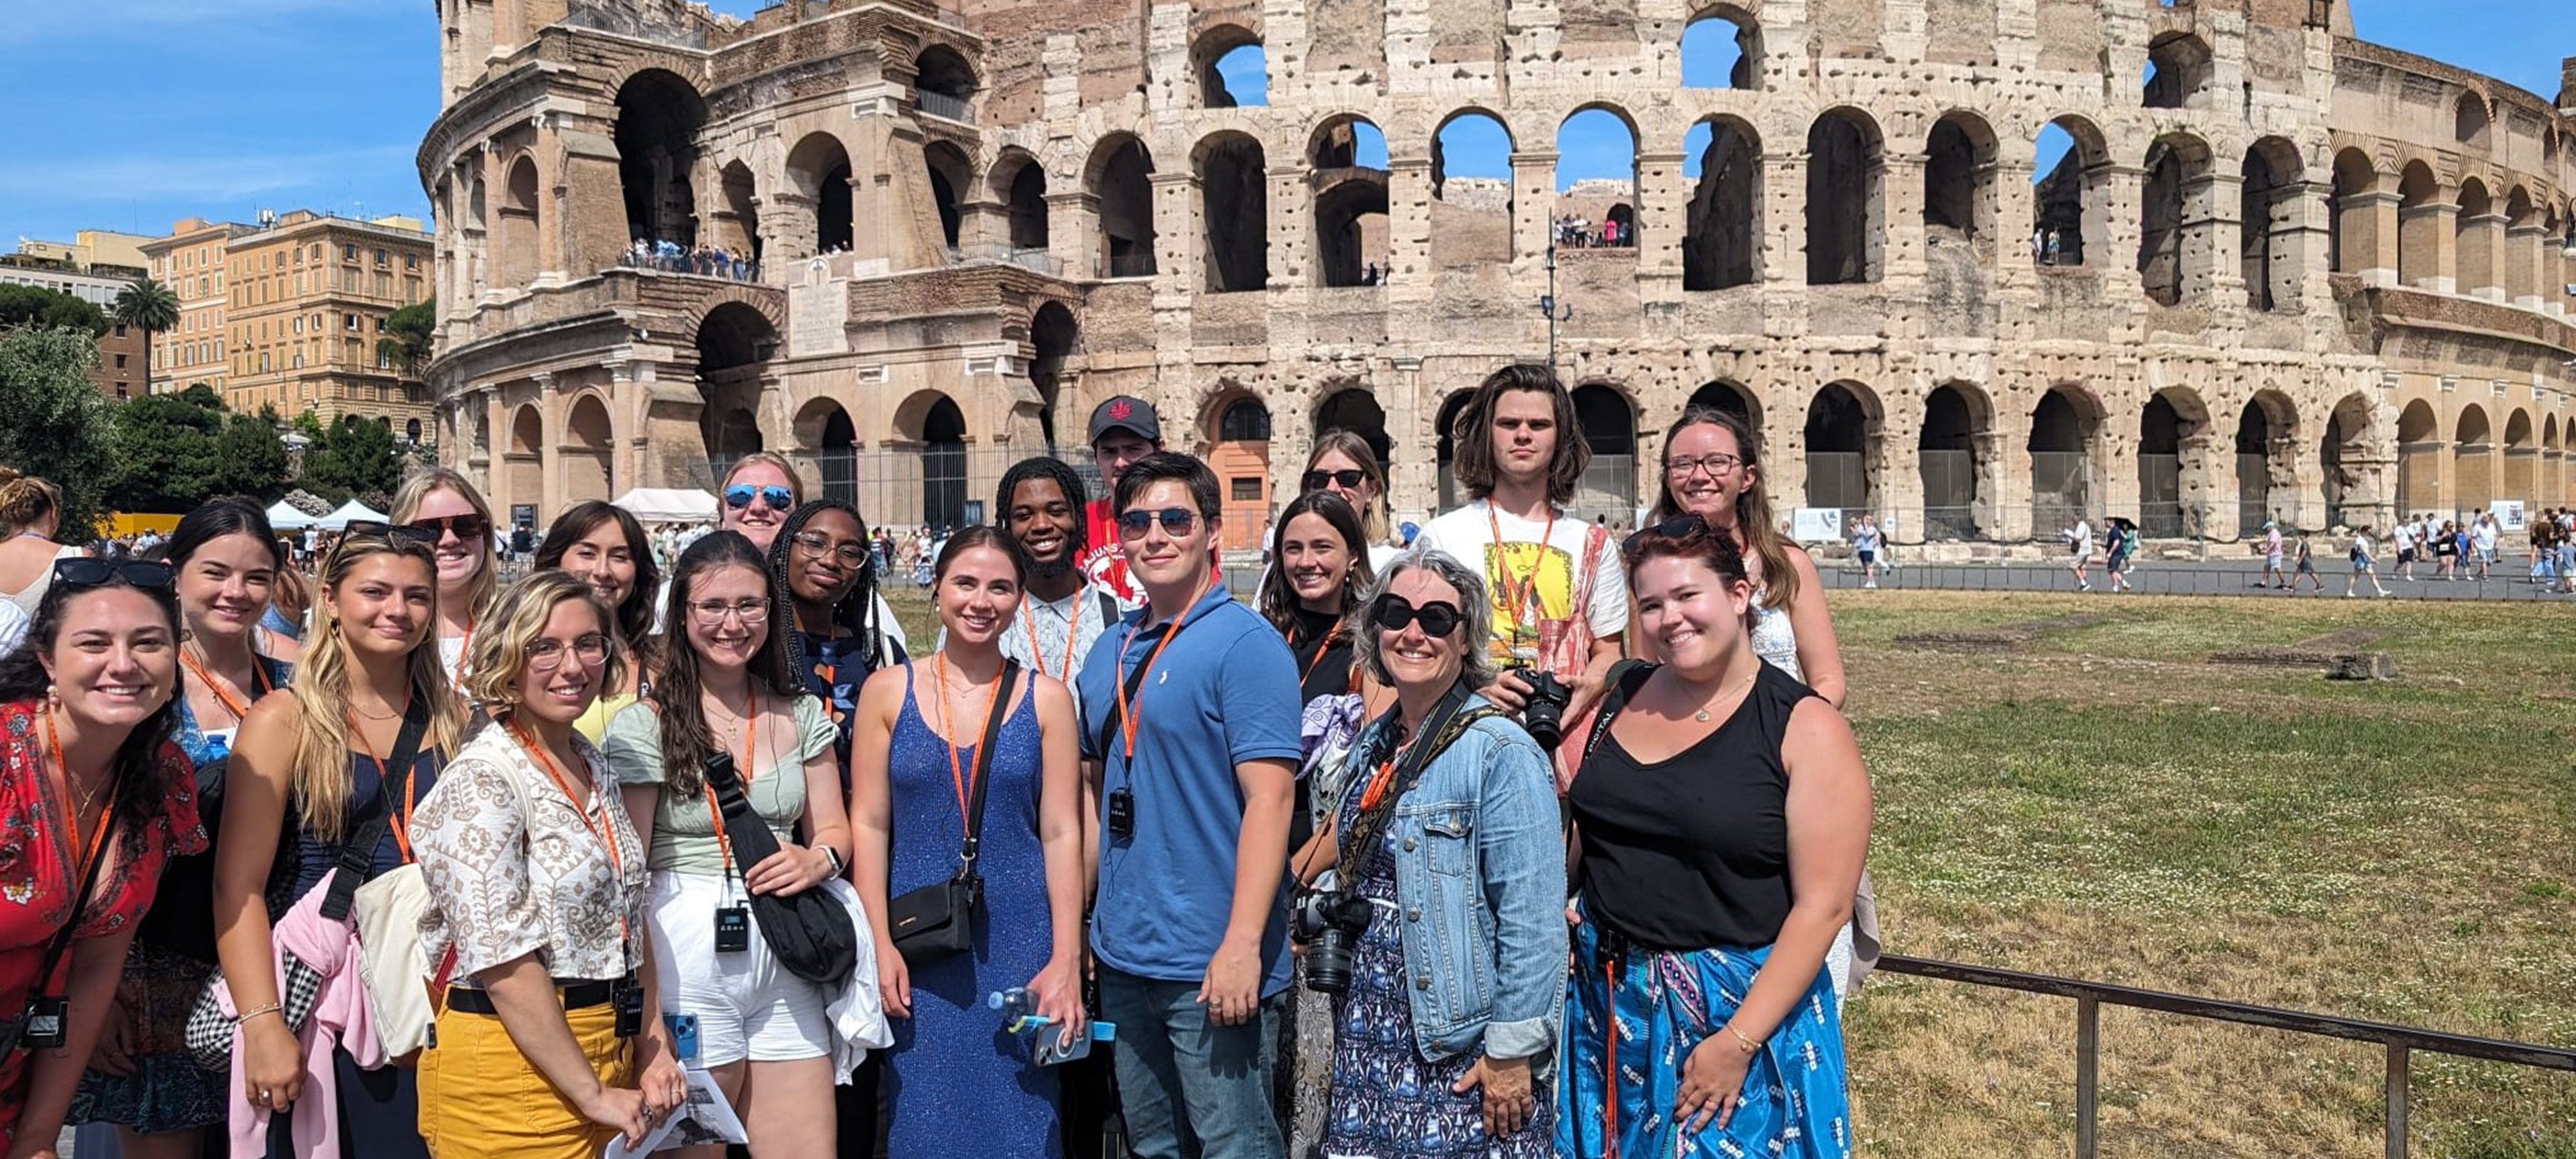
[[224, 870, 386, 1159]]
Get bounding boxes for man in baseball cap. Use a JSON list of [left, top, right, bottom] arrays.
[[1080, 396, 1165, 606]]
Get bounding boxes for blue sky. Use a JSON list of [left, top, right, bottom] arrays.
[[1, 1, 2570, 243]]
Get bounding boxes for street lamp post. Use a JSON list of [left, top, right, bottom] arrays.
[[1538, 241, 1573, 371]]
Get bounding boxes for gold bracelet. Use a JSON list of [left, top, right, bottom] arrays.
[[237, 1002, 283, 1024], [1724, 1022, 1760, 1056]]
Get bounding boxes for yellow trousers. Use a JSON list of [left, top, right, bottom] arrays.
[[417, 997, 635, 1159]]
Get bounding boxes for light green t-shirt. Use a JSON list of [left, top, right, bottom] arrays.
[[602, 694, 839, 875]]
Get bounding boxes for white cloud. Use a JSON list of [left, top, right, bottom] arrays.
[[0, 144, 421, 204]]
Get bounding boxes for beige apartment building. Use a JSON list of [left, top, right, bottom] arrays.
[[221, 213, 435, 434], [139, 218, 255, 397]]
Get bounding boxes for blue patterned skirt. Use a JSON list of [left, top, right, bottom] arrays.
[[1557, 904, 1850, 1159]]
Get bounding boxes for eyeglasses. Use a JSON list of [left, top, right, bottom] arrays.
[[791, 531, 870, 567], [725, 484, 795, 512], [1302, 469, 1368, 491], [526, 633, 611, 673], [1115, 507, 1200, 538], [688, 598, 771, 627], [1666, 453, 1743, 479], [342, 520, 440, 547], [1369, 593, 1463, 639], [55, 558, 175, 589], [406, 513, 490, 542]]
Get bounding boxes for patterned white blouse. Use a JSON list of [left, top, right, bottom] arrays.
[[412, 722, 649, 983]]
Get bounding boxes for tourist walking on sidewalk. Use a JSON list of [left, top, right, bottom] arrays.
[[2258, 520, 2286, 589], [2346, 526, 2391, 598], [2065, 517, 2093, 591], [2289, 530, 2324, 593]]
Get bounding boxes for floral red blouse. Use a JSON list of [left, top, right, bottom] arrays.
[[0, 701, 204, 1143]]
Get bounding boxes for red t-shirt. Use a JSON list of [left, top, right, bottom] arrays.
[[0, 702, 204, 1143], [1080, 498, 1224, 609]]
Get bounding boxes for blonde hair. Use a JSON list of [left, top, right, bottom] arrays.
[[1304, 429, 1391, 543], [0, 469, 63, 534], [390, 467, 500, 628], [289, 535, 465, 843], [462, 570, 626, 719], [720, 452, 806, 505]]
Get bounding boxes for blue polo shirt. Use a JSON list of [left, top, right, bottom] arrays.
[[1078, 584, 1301, 994]]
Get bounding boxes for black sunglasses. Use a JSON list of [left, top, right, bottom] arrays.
[[342, 520, 440, 547], [1369, 593, 1463, 638], [54, 558, 174, 589], [1623, 513, 1709, 555], [406, 513, 489, 541], [1302, 469, 1368, 491], [1115, 507, 1201, 537]]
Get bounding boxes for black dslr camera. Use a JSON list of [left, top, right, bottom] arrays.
[[1292, 889, 1375, 996], [1506, 668, 1572, 751]]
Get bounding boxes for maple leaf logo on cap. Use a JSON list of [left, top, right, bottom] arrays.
[[1109, 400, 1133, 421]]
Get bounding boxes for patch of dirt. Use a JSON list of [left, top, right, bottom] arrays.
[[2208, 627, 2391, 670], [1893, 615, 2108, 651]]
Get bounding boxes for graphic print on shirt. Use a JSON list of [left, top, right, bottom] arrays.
[[1078, 500, 1143, 607], [1479, 540, 1575, 666]]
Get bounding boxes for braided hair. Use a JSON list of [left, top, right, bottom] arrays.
[[765, 499, 892, 692]]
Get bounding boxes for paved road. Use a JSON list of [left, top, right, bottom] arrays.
[[1813, 552, 2576, 602]]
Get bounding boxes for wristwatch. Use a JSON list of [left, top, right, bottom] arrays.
[[820, 845, 845, 877]]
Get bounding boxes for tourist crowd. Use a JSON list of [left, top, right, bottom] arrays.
[[0, 363, 1874, 1159], [622, 239, 762, 283]]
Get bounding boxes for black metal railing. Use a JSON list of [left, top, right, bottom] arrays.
[[1876, 955, 2576, 1159]]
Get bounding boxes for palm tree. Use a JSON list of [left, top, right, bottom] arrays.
[[111, 278, 180, 394]]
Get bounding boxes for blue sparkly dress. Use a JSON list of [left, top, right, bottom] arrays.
[[882, 666, 1060, 1158], [1325, 788, 1554, 1159]]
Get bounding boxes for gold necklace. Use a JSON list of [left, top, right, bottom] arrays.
[[1693, 666, 1761, 722]]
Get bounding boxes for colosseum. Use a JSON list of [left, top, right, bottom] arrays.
[[418, 0, 2576, 553]]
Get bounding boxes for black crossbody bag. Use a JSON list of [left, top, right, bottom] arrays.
[[888, 660, 1022, 963], [702, 748, 861, 987]]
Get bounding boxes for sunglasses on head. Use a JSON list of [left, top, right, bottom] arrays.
[[54, 558, 174, 590], [342, 520, 441, 547], [1115, 507, 1200, 537], [1303, 469, 1368, 492], [1369, 593, 1463, 638], [404, 513, 489, 542], [725, 484, 795, 512], [1623, 513, 1710, 554]]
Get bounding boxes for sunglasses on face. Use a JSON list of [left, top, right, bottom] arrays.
[[405, 514, 489, 542], [342, 520, 441, 547], [1369, 593, 1463, 639], [1303, 469, 1368, 492], [55, 558, 175, 590], [1115, 507, 1200, 538], [725, 484, 795, 512]]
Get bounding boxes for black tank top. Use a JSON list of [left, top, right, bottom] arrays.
[[1568, 661, 1819, 951]]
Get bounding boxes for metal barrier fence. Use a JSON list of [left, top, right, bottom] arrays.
[[1877, 955, 2576, 1159], [1816, 556, 2573, 601]]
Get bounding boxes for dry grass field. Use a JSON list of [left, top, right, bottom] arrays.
[[883, 586, 2576, 1157]]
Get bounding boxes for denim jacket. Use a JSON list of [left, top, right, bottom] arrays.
[[1338, 695, 1568, 1066]]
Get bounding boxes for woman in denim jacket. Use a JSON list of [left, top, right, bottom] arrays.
[[1294, 548, 1565, 1158]]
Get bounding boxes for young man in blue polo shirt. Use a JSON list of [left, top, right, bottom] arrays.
[[1077, 451, 1300, 1159]]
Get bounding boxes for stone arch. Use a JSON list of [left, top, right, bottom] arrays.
[[563, 391, 615, 504], [2030, 384, 2105, 533], [498, 152, 541, 287], [1028, 300, 1078, 451], [1558, 105, 1642, 248], [1193, 130, 1269, 291], [913, 43, 977, 121], [2456, 402, 2494, 515], [1204, 387, 1273, 551], [1087, 133, 1157, 277], [796, 397, 860, 506], [2457, 176, 2498, 298], [689, 284, 788, 337], [1680, 4, 1760, 90], [2320, 391, 2381, 529], [1313, 382, 1391, 467], [1920, 381, 1997, 539], [2456, 90, 2492, 148], [989, 147, 1049, 252], [696, 301, 776, 466], [614, 68, 706, 248], [1684, 115, 1761, 289], [1687, 379, 1761, 429], [2139, 131, 2215, 305], [2139, 386, 2212, 536], [1806, 107, 1885, 285], [2241, 136, 2304, 311], [1311, 114, 1390, 287], [786, 131, 854, 254], [890, 389, 971, 529], [2504, 185, 2539, 304], [2504, 406, 2537, 505], [2144, 32, 2213, 110], [2396, 398, 2441, 515], [2034, 114, 2111, 268], [1925, 111, 1998, 249], [924, 140, 975, 251], [1572, 381, 1639, 520], [2397, 160, 2440, 288], [1803, 381, 1883, 518], [1433, 387, 1477, 510], [715, 160, 761, 263], [506, 402, 544, 516], [1431, 109, 1516, 266], [2235, 390, 2300, 532], [2330, 147, 2381, 276], [1193, 23, 1265, 108]]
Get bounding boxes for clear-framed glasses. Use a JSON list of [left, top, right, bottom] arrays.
[[792, 530, 870, 567], [1666, 452, 1743, 479], [689, 598, 771, 627], [527, 633, 611, 673]]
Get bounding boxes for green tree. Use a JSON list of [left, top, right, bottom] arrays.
[[0, 284, 108, 336], [102, 385, 226, 512], [377, 298, 435, 376], [301, 414, 401, 502], [211, 411, 292, 500], [0, 327, 112, 539], [110, 277, 179, 392]]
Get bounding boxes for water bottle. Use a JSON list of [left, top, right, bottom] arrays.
[[986, 990, 1115, 1066]]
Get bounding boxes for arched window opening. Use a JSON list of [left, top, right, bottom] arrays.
[[2456, 177, 2496, 299], [2032, 117, 2104, 268], [1434, 391, 1475, 510], [1803, 383, 1879, 521], [2241, 139, 2301, 312], [914, 45, 977, 122], [2329, 148, 2378, 277], [1090, 136, 1157, 278], [2456, 92, 2490, 148], [2236, 395, 2298, 533], [1219, 397, 1273, 441], [788, 133, 854, 255], [926, 143, 972, 252], [2395, 399, 2440, 515], [2397, 161, 2439, 289], [1029, 302, 1077, 452], [1198, 30, 1267, 107], [1925, 114, 1997, 267], [1432, 112, 1514, 268], [2455, 404, 2494, 514], [1006, 161, 1048, 251], [1571, 384, 1636, 522], [1920, 384, 1992, 540], [1806, 110, 1885, 284], [2138, 393, 2196, 537], [920, 397, 968, 530], [2143, 33, 2212, 109], [1555, 108, 1640, 249], [499, 156, 541, 286], [615, 71, 706, 248], [718, 162, 762, 265], [2030, 388, 2099, 534], [1196, 133, 1269, 292], [1317, 388, 1392, 470], [2320, 394, 2374, 530], [2139, 133, 2213, 305], [1313, 118, 1391, 287], [1680, 8, 1758, 90], [1683, 118, 1760, 289], [814, 404, 859, 507]]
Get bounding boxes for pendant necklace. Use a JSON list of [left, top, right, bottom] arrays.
[[1694, 666, 1759, 722]]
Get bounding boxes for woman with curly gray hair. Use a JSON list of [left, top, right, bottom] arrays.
[[1295, 548, 1565, 1158]]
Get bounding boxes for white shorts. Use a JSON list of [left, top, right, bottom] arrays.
[[646, 870, 832, 1066]]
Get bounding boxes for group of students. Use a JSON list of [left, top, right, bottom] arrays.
[[0, 359, 1875, 1159]]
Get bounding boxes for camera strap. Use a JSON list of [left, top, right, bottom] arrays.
[[1335, 683, 1504, 885]]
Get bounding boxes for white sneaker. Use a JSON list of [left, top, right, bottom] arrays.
[[1863, 581, 1877, 589]]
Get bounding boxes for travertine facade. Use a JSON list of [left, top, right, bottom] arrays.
[[420, 0, 2576, 546]]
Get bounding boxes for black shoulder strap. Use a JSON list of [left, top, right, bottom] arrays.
[[320, 695, 431, 922], [1096, 590, 1122, 630], [1579, 659, 1657, 764], [959, 661, 1022, 870], [31, 811, 121, 999]]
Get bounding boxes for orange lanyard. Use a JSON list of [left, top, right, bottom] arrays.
[[1112, 583, 1209, 761], [1355, 723, 1426, 812], [449, 618, 474, 682], [43, 709, 117, 935], [180, 647, 266, 722], [814, 654, 846, 725], [697, 690, 759, 878], [1484, 503, 1557, 629], [507, 720, 630, 962], [931, 654, 1005, 827], [1299, 623, 1345, 687], [347, 705, 421, 862], [1021, 592, 1086, 684]]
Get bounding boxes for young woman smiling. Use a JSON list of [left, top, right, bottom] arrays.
[[215, 526, 464, 1156], [716, 453, 803, 555], [768, 501, 906, 770], [534, 502, 663, 743], [1298, 431, 1400, 571], [72, 501, 295, 1158], [389, 469, 502, 690]]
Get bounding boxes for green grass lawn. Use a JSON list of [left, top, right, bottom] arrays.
[[887, 585, 2575, 1156]]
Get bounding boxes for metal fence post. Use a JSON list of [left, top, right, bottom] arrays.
[[2385, 1044, 2409, 1159], [2076, 995, 2099, 1159]]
